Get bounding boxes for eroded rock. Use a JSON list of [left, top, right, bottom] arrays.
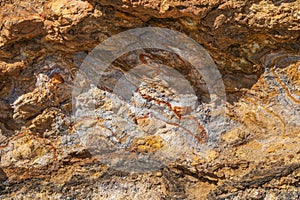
[[0, 0, 299, 199]]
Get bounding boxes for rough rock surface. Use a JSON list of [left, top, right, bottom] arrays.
[[0, 0, 300, 199]]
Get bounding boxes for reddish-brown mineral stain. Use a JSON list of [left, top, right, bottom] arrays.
[[0, 132, 57, 161], [137, 88, 208, 143], [271, 67, 300, 105]]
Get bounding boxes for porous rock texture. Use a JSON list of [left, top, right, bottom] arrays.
[[0, 0, 300, 199]]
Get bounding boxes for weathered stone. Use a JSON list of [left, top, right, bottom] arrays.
[[0, 0, 299, 199]]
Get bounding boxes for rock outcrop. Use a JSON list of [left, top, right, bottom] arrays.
[[0, 0, 299, 199]]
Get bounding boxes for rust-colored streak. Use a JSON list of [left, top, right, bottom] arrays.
[[138, 87, 208, 143], [154, 99, 173, 110], [271, 67, 300, 104], [181, 115, 208, 141], [173, 106, 192, 119], [98, 123, 117, 137], [151, 115, 206, 143], [0, 131, 29, 149], [47, 143, 57, 160], [139, 53, 152, 65], [173, 106, 183, 119], [244, 96, 286, 134], [136, 116, 150, 121], [0, 132, 58, 162], [138, 89, 173, 111], [139, 54, 147, 64], [33, 136, 58, 161], [0, 141, 9, 149]]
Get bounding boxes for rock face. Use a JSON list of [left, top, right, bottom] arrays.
[[0, 0, 300, 199]]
